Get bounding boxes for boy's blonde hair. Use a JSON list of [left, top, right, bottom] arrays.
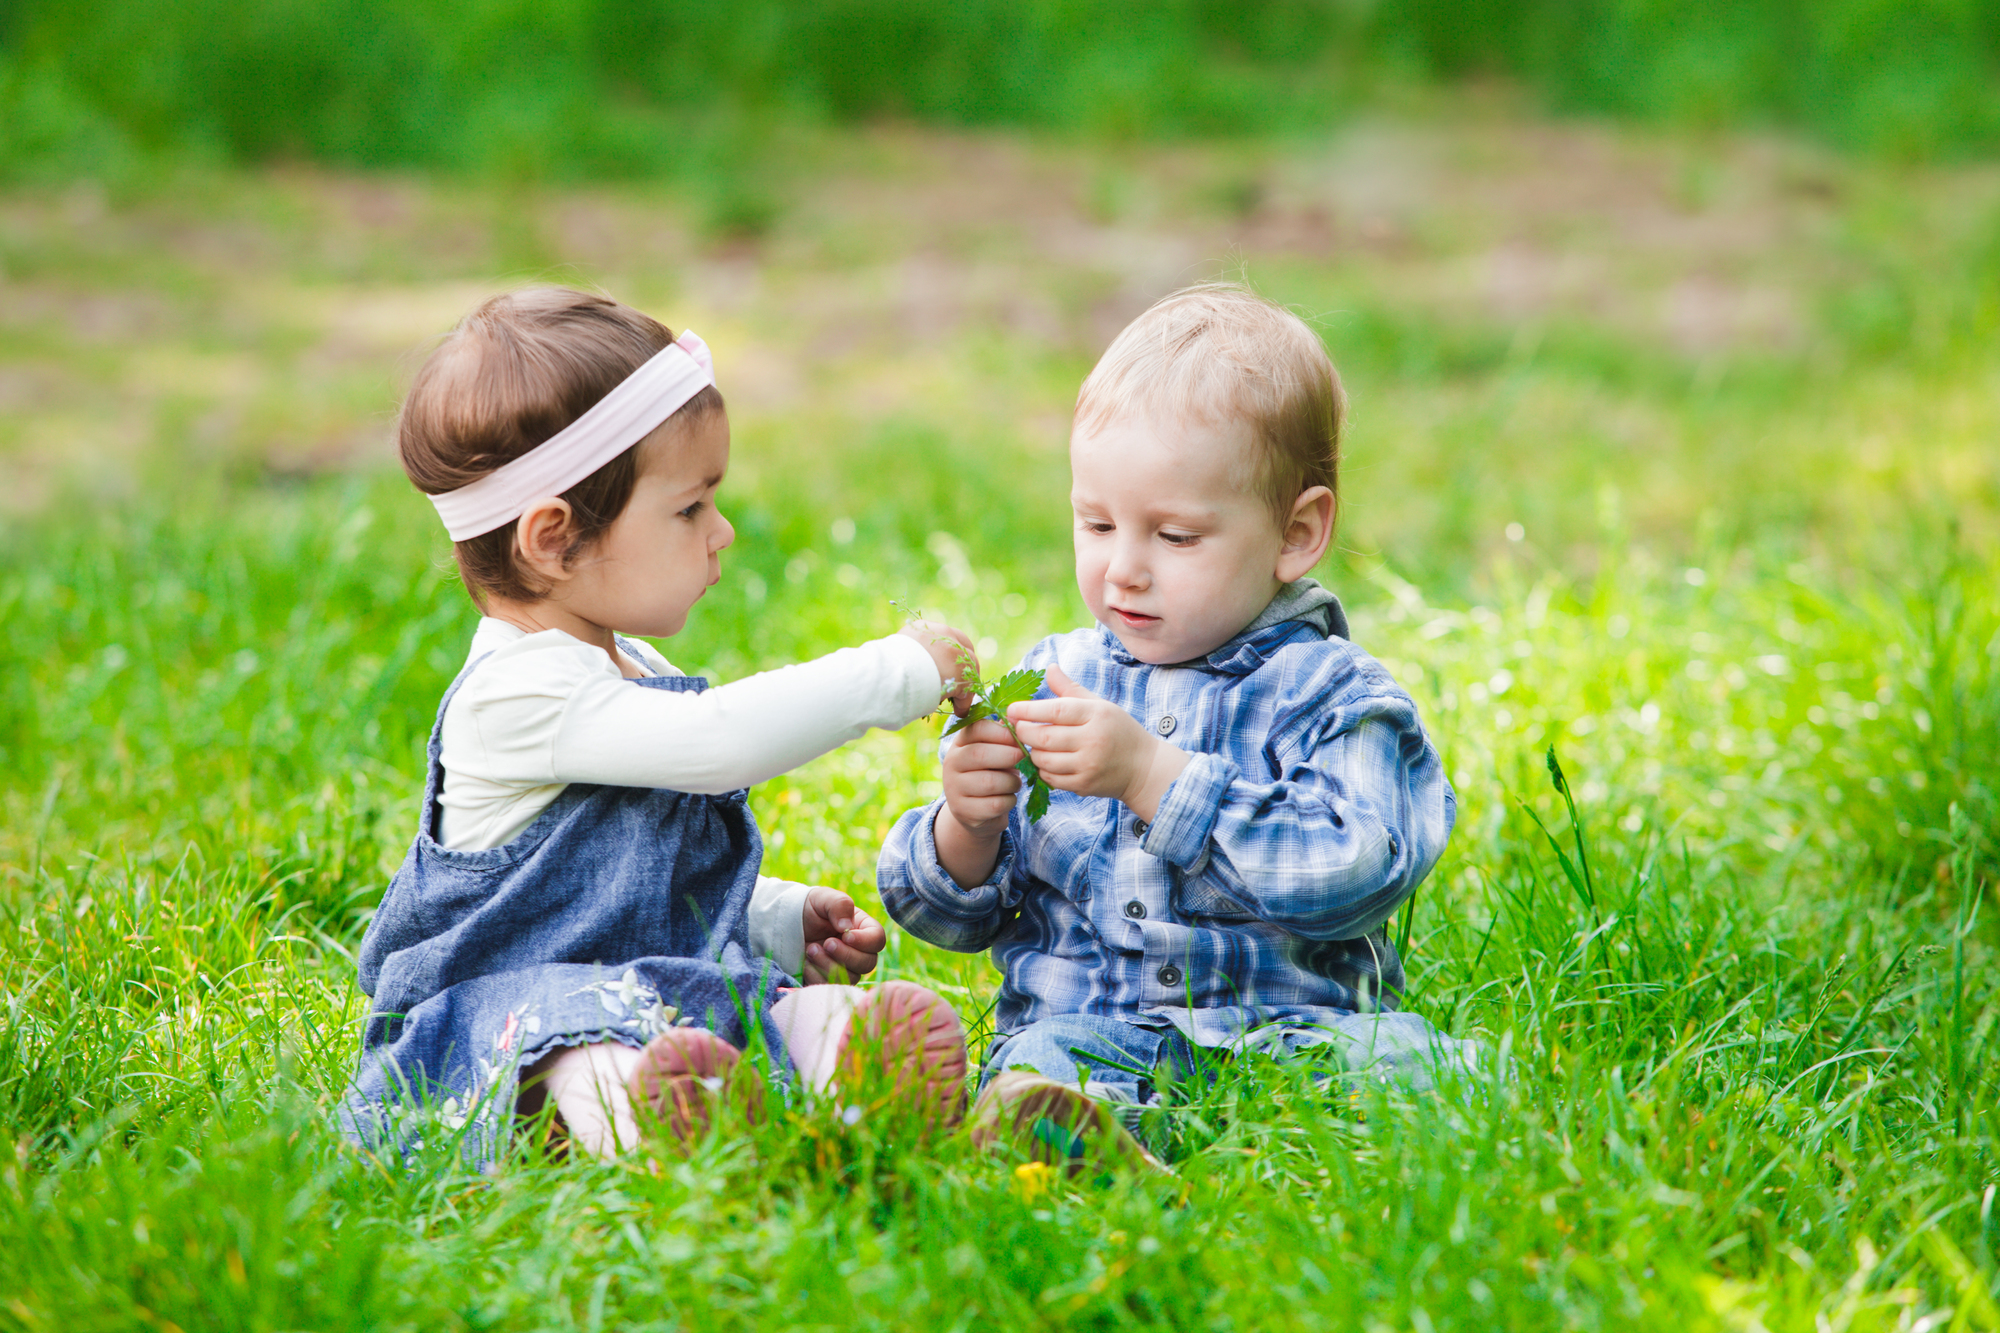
[[1075, 283, 1343, 527]]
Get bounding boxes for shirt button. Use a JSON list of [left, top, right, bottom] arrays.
[[1157, 965, 1181, 988], [1155, 715, 1177, 736], [1133, 818, 1149, 838], [1124, 899, 1147, 919]]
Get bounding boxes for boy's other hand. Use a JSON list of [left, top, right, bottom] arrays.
[[900, 621, 978, 716], [1008, 665, 1191, 823], [799, 885, 887, 985], [940, 717, 1024, 836]]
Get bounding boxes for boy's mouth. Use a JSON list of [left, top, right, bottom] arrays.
[[1111, 607, 1160, 628]]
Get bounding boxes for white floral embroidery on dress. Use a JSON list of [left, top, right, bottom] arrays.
[[568, 968, 689, 1040]]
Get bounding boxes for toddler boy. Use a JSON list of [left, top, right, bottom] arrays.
[[878, 284, 1467, 1166]]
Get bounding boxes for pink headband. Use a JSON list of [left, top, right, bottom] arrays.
[[429, 329, 716, 542]]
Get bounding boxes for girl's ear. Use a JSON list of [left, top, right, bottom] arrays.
[[513, 497, 579, 587], [1274, 485, 1335, 583]]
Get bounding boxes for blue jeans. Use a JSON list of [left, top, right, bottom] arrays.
[[981, 1014, 1206, 1103], [985, 1010, 1488, 1100]]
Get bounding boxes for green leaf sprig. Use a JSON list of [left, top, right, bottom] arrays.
[[942, 664, 1054, 821]]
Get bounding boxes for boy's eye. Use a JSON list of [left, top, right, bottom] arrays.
[[1160, 531, 1199, 546], [1080, 521, 1113, 534]]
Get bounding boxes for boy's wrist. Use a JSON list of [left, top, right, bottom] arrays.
[[1119, 736, 1191, 824], [932, 803, 1005, 889], [939, 802, 1004, 845]]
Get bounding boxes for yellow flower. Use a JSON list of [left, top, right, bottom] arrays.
[[1014, 1161, 1058, 1201]]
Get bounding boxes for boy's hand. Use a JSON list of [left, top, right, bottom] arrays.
[[934, 717, 1023, 888], [1008, 665, 1191, 823], [799, 885, 887, 985], [941, 717, 1025, 835], [899, 621, 978, 716]]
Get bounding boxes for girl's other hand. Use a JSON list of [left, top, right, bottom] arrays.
[[799, 885, 887, 985], [899, 621, 978, 716]]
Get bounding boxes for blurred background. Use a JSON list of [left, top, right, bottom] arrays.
[[1, 1, 1996, 943], [3, 0, 1997, 546]]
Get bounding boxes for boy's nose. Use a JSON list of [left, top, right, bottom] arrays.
[[1103, 539, 1149, 590]]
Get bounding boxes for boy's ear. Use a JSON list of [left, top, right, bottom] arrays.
[[513, 497, 580, 585], [1274, 485, 1335, 583]]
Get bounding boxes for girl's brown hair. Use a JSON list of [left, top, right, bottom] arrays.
[[398, 286, 724, 606]]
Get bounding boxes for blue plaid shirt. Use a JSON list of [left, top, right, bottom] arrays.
[[877, 581, 1456, 1047]]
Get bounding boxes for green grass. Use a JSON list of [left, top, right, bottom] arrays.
[[1, 121, 1997, 1329], [4, 0, 1999, 194]]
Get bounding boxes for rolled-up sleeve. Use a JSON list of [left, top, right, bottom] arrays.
[[1147, 702, 1453, 941], [876, 799, 1023, 953]]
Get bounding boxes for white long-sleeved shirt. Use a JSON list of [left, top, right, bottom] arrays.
[[437, 618, 943, 975]]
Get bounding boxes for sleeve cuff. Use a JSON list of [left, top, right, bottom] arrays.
[[747, 875, 810, 978], [912, 799, 1017, 916], [877, 632, 947, 724], [1141, 752, 1236, 872]]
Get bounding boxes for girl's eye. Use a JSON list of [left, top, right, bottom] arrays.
[[678, 500, 707, 519]]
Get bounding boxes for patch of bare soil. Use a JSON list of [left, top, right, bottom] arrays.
[[0, 110, 1980, 503]]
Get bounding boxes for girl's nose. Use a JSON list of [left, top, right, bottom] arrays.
[[712, 510, 736, 553]]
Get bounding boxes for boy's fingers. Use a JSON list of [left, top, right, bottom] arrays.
[[1025, 751, 1085, 779], [1008, 696, 1098, 725], [1043, 664, 1098, 699], [952, 768, 1023, 798], [951, 735, 1025, 762], [1010, 719, 1083, 749]]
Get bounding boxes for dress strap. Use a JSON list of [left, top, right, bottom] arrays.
[[612, 635, 656, 675], [418, 650, 495, 843]]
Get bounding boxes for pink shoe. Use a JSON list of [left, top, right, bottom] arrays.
[[626, 1029, 762, 1150], [833, 981, 969, 1127]]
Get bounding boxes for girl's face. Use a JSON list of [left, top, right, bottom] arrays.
[[560, 412, 736, 639]]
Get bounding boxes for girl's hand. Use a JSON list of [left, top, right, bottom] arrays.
[[899, 621, 979, 716], [799, 885, 887, 985], [1008, 665, 1191, 822]]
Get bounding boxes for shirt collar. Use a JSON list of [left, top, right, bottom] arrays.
[[1095, 578, 1349, 676]]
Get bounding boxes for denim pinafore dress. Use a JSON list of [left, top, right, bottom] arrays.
[[345, 642, 790, 1163]]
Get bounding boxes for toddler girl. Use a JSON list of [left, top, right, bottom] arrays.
[[347, 287, 974, 1162]]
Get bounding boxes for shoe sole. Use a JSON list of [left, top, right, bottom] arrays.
[[833, 980, 969, 1127], [626, 1030, 761, 1150], [971, 1072, 1170, 1177]]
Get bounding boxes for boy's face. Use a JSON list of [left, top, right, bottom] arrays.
[[1069, 413, 1291, 665]]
